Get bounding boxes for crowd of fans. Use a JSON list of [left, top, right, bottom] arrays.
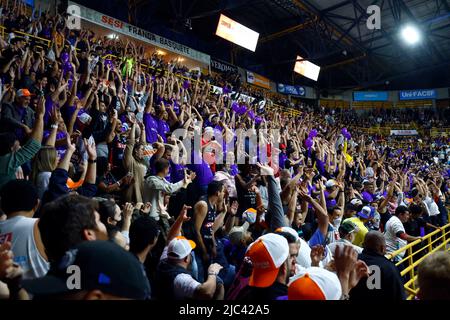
[[0, 1, 450, 301], [335, 107, 450, 128]]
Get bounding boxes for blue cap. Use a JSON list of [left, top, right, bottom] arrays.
[[357, 206, 372, 219]]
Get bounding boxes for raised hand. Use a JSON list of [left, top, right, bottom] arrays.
[[256, 162, 274, 176], [334, 245, 358, 279], [310, 245, 325, 267], [123, 202, 134, 219], [228, 200, 239, 216], [66, 134, 76, 153], [141, 202, 152, 214], [36, 95, 46, 117], [183, 169, 196, 186], [83, 138, 97, 160], [348, 260, 370, 290], [178, 205, 192, 222], [299, 188, 313, 203]]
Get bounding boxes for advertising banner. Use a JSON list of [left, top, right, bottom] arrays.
[[353, 91, 388, 101], [277, 83, 306, 96], [68, 1, 210, 64], [210, 58, 239, 74], [390, 130, 419, 136], [246, 71, 270, 89], [399, 89, 437, 100]]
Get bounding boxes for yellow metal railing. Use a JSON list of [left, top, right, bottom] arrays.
[[386, 223, 450, 300], [430, 127, 450, 137]]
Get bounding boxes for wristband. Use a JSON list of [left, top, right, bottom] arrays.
[[116, 181, 121, 187], [88, 159, 97, 164], [208, 272, 217, 276], [51, 124, 58, 129]]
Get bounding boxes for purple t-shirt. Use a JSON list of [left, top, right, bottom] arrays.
[[362, 191, 374, 203], [143, 113, 159, 144], [43, 130, 67, 159], [279, 152, 288, 169], [324, 190, 337, 208], [170, 161, 185, 183], [188, 151, 213, 186], [157, 119, 170, 143]]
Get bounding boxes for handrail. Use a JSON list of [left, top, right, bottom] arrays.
[[386, 223, 450, 300], [386, 225, 448, 259], [11, 29, 51, 46]]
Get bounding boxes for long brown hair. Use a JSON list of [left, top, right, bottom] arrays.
[[31, 147, 57, 184]]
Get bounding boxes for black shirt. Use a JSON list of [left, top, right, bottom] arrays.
[[404, 217, 426, 237], [349, 249, 406, 301], [239, 282, 288, 301]]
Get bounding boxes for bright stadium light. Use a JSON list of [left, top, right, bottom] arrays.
[[401, 25, 421, 45]]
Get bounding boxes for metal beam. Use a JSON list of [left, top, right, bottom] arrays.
[[259, 18, 317, 43], [322, 54, 367, 70], [396, 0, 446, 62], [331, 4, 366, 49], [352, 1, 424, 70], [430, 33, 450, 41], [188, 0, 253, 19], [325, 13, 356, 22], [354, 58, 450, 89], [320, 0, 353, 14], [442, 0, 450, 13]]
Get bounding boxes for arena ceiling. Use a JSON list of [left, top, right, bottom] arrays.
[[74, 0, 450, 91]]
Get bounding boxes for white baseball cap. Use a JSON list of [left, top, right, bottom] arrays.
[[275, 226, 300, 243], [350, 198, 363, 206], [229, 222, 250, 245], [167, 236, 196, 260], [78, 113, 92, 124], [204, 126, 214, 136], [288, 267, 342, 300], [246, 233, 289, 288], [325, 179, 336, 188]]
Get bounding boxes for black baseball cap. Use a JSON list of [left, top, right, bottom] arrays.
[[22, 241, 151, 300]]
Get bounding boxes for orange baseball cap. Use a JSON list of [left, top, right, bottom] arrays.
[[16, 89, 34, 97], [288, 267, 342, 300], [245, 233, 289, 288]]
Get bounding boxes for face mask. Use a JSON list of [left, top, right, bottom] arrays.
[[333, 217, 342, 227]]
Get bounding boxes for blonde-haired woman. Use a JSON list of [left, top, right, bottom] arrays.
[[32, 146, 58, 199]]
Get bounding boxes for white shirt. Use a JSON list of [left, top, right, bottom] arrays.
[[384, 216, 407, 259], [159, 247, 201, 299], [328, 239, 363, 257], [0, 216, 49, 280], [36, 171, 52, 199], [422, 196, 440, 216], [173, 273, 201, 299]]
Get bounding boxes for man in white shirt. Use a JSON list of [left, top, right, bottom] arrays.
[[0, 180, 48, 280], [384, 206, 421, 262], [329, 221, 363, 257], [155, 236, 224, 300]]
